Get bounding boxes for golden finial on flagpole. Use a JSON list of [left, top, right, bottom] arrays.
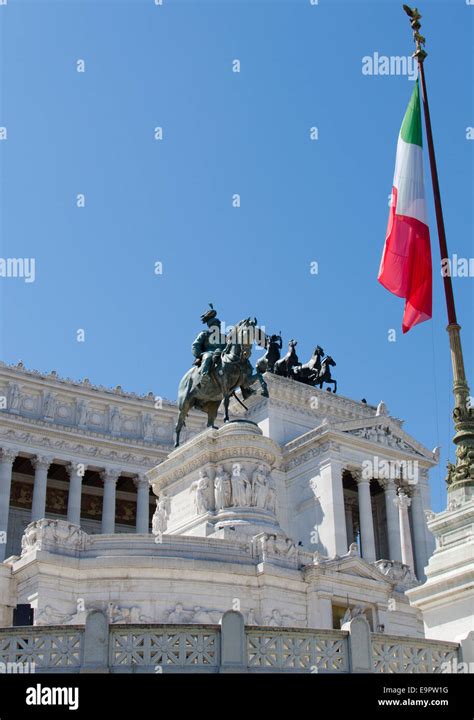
[[403, 5, 427, 62]]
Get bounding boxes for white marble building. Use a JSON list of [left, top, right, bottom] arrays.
[[0, 361, 440, 639]]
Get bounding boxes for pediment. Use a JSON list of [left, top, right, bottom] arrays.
[[324, 556, 393, 584], [334, 417, 436, 462]]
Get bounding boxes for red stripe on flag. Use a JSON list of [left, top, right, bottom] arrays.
[[378, 187, 432, 333]]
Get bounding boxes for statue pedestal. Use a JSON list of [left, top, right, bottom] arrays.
[[147, 421, 284, 540], [407, 486, 474, 642]]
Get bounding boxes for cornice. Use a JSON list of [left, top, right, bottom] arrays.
[[0, 418, 162, 469], [232, 372, 378, 421], [0, 361, 174, 406]]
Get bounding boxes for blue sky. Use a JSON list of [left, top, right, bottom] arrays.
[[0, 0, 472, 512]]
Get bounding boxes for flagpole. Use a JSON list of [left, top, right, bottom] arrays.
[[403, 5, 473, 494]]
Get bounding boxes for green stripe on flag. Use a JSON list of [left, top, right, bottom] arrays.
[[400, 80, 423, 147]]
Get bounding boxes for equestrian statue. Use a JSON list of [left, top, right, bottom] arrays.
[[175, 305, 268, 447], [174, 306, 339, 447]]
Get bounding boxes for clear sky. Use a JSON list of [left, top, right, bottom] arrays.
[[0, 0, 472, 513]]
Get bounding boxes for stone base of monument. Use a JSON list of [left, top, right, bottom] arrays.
[[0, 412, 427, 637], [407, 486, 474, 644], [147, 421, 284, 540], [0, 518, 424, 636]]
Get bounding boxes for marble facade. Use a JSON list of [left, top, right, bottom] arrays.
[[0, 362, 440, 638]]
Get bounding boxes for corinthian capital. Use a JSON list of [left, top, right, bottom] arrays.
[[0, 447, 18, 464], [134, 474, 149, 490], [349, 468, 363, 483], [101, 468, 121, 485], [377, 477, 396, 492], [65, 461, 88, 478], [394, 491, 411, 510], [32, 455, 53, 471]]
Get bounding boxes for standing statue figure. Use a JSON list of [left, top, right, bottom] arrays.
[[264, 476, 277, 514], [256, 333, 282, 374], [76, 399, 88, 426], [175, 308, 268, 447], [190, 470, 210, 515], [8, 383, 21, 412], [43, 392, 56, 419], [152, 496, 171, 535], [191, 304, 227, 389], [252, 464, 269, 508], [214, 465, 231, 511], [231, 463, 250, 507], [109, 406, 121, 434], [142, 412, 153, 441]]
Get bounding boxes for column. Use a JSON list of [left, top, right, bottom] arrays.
[[0, 448, 17, 562], [31, 455, 53, 521], [317, 458, 347, 556], [67, 462, 86, 526], [395, 491, 415, 572], [419, 468, 436, 559], [135, 475, 150, 534], [410, 486, 429, 580], [101, 468, 120, 534], [316, 593, 334, 629], [344, 502, 354, 547], [382, 479, 402, 562], [355, 472, 376, 562], [306, 585, 333, 629]]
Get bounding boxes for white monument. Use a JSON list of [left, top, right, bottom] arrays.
[[0, 363, 441, 640]]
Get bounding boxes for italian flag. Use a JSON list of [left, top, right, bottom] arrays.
[[378, 80, 432, 333]]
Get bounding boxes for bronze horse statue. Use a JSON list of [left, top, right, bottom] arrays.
[[256, 333, 282, 374], [316, 356, 337, 393], [291, 345, 325, 384], [175, 318, 268, 447], [274, 339, 299, 378]]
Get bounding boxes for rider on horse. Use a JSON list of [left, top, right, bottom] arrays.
[[191, 304, 259, 398], [191, 304, 227, 387]]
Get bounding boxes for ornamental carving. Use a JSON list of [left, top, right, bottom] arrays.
[[164, 602, 221, 624], [149, 443, 281, 491], [346, 425, 424, 456], [21, 519, 89, 555], [252, 532, 298, 567], [284, 441, 335, 471], [0, 424, 160, 469], [374, 559, 418, 588]]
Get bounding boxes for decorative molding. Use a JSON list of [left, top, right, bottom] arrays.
[[0, 360, 172, 404], [0, 424, 160, 469], [284, 441, 338, 471], [0, 363, 208, 448]]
